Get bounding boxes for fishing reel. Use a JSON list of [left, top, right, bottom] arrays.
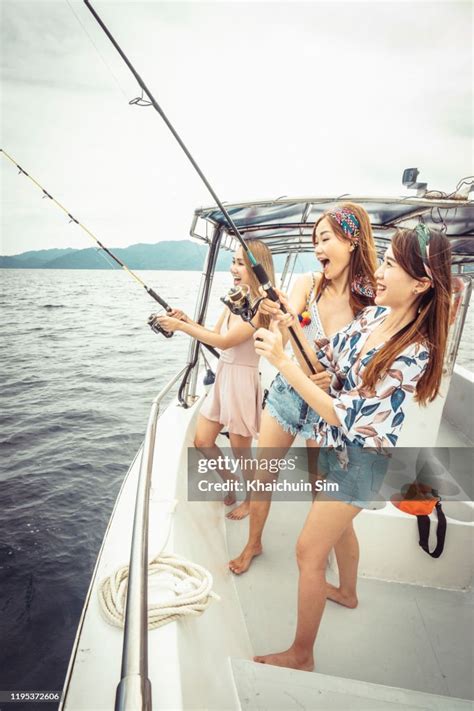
[[220, 285, 265, 324], [147, 313, 173, 338]]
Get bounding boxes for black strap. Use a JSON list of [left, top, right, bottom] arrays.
[[201, 349, 215, 385], [417, 502, 447, 558]]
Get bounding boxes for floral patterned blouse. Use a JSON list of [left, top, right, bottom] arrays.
[[314, 305, 430, 450]]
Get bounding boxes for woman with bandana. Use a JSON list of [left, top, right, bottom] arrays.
[[229, 203, 377, 573]]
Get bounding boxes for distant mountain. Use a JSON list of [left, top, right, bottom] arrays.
[[37, 241, 207, 270], [0, 248, 76, 268], [0, 241, 317, 272]]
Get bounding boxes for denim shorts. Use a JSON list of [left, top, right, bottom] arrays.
[[265, 373, 321, 441], [318, 446, 389, 509]]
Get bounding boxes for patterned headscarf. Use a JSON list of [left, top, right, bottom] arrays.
[[351, 273, 375, 298], [327, 207, 373, 297], [328, 208, 361, 244]]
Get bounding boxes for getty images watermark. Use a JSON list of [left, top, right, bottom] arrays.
[[187, 448, 340, 501], [187, 446, 474, 504]]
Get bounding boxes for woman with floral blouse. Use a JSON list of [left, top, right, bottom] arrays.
[[251, 225, 452, 671]]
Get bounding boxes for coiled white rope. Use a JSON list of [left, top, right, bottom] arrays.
[[98, 553, 220, 630]]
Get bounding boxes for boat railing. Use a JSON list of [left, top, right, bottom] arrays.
[[446, 276, 473, 374], [181, 225, 223, 404], [115, 366, 188, 711]]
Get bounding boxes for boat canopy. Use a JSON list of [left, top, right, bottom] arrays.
[[191, 196, 474, 269]]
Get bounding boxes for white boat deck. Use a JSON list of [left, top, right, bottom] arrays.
[[225, 500, 474, 703], [437, 417, 473, 447], [232, 659, 473, 710]]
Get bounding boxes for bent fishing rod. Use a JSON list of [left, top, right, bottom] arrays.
[[0, 148, 219, 359], [83, 0, 316, 376]]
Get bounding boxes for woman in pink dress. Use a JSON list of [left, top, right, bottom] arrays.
[[155, 240, 275, 518]]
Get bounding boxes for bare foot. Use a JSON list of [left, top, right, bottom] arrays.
[[326, 582, 358, 608], [229, 544, 262, 574], [254, 647, 314, 672], [226, 501, 250, 520], [223, 492, 237, 507]]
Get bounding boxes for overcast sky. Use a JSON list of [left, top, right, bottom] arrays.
[[1, 0, 472, 255]]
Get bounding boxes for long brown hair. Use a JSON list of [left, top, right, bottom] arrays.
[[362, 228, 452, 405], [241, 239, 275, 329], [312, 202, 378, 315]]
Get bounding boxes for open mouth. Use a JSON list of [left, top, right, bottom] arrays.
[[320, 258, 330, 271], [233, 276, 241, 285]]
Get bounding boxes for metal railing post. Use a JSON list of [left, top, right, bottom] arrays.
[[115, 368, 187, 711], [183, 227, 223, 404]]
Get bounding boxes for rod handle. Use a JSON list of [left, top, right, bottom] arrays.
[[146, 287, 170, 310]]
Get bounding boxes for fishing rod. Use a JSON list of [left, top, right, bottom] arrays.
[[83, 0, 317, 376], [0, 148, 219, 359]]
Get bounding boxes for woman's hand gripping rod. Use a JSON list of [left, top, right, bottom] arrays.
[[147, 290, 174, 338], [147, 297, 219, 359], [251, 263, 316, 375]]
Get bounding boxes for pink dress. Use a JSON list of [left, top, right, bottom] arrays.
[[200, 314, 262, 438]]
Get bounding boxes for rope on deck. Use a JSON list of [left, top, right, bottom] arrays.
[[98, 553, 220, 629]]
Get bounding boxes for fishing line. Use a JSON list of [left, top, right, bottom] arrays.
[[94, 245, 122, 270], [0, 148, 219, 359], [82, 0, 316, 375], [65, 0, 129, 102]]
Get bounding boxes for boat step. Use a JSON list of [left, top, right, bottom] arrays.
[[231, 659, 472, 710]]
